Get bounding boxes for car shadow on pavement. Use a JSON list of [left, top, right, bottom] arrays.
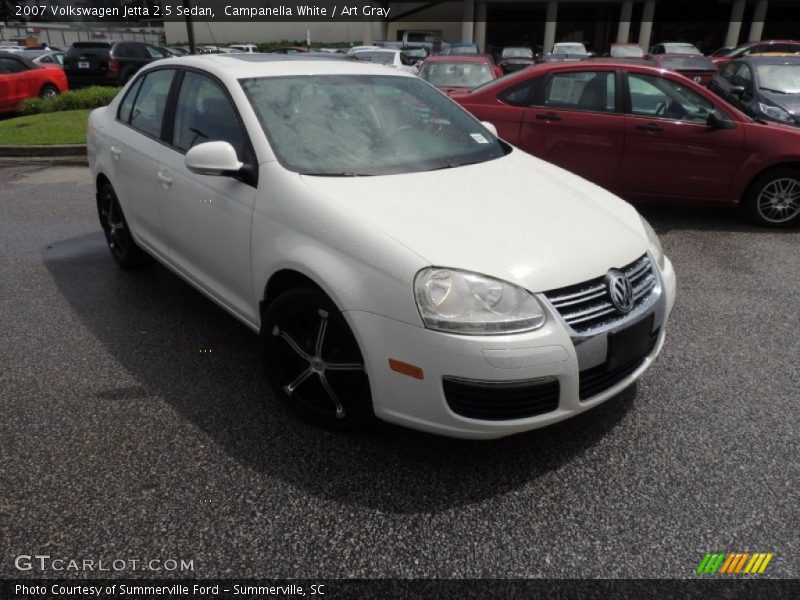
[[44, 232, 637, 515]]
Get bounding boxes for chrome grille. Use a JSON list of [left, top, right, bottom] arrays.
[[544, 254, 657, 334]]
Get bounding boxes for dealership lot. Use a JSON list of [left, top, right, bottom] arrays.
[[0, 164, 798, 577]]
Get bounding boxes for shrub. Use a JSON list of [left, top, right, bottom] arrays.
[[19, 86, 120, 116]]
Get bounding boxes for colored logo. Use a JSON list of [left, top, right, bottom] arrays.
[[696, 552, 774, 575]]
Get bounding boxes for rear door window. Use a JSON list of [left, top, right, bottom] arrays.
[[540, 71, 615, 112], [128, 69, 174, 138]]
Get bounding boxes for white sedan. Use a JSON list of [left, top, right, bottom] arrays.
[[87, 55, 676, 439], [351, 48, 417, 74]]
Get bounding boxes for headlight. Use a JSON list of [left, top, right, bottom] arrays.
[[640, 216, 665, 271], [414, 268, 545, 335], [758, 102, 793, 124]]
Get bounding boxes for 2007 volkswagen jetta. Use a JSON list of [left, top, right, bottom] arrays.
[[87, 54, 676, 439]]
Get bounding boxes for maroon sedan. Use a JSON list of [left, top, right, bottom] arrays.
[[649, 54, 718, 86], [452, 60, 800, 227], [417, 55, 502, 95]]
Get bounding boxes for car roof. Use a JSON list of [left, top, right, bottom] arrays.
[[0, 50, 38, 67], [736, 55, 800, 65], [139, 54, 414, 79], [423, 54, 492, 63]]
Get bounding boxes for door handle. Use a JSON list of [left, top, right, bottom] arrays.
[[536, 112, 562, 122], [157, 171, 173, 188], [110, 146, 121, 160], [636, 123, 663, 132]]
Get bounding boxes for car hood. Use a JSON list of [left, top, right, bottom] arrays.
[[299, 150, 649, 292], [761, 90, 800, 115]]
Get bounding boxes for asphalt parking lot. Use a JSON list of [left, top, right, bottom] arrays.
[[1, 164, 798, 579]]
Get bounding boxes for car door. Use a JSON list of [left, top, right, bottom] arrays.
[[617, 71, 744, 201], [109, 68, 176, 256], [155, 70, 257, 321], [518, 68, 625, 189], [0, 56, 34, 111]]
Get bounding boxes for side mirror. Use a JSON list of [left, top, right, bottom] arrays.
[[185, 141, 243, 176], [481, 121, 498, 137], [494, 66, 503, 78], [729, 85, 747, 98], [707, 110, 736, 130]]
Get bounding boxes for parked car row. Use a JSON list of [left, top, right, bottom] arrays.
[[0, 51, 67, 114]]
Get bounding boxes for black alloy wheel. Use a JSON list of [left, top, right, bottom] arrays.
[[260, 288, 373, 430], [97, 183, 151, 269]]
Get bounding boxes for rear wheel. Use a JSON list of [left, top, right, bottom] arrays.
[[97, 182, 151, 269], [260, 288, 373, 431], [39, 84, 59, 99], [743, 168, 800, 227]]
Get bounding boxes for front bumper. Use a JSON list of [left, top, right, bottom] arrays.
[[347, 256, 676, 439]]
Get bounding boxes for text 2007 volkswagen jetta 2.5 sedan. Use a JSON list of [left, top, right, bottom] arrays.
[[87, 55, 676, 439]]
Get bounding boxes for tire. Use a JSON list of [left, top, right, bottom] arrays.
[[97, 182, 152, 269], [742, 168, 800, 228], [259, 288, 374, 431], [39, 84, 59, 99]]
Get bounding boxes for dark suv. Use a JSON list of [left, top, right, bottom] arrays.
[[64, 41, 169, 88]]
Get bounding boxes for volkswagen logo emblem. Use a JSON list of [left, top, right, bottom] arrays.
[[693, 75, 702, 82], [605, 269, 634, 313]]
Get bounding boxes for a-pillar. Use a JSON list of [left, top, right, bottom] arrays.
[[748, 0, 768, 42], [543, 1, 558, 54], [724, 0, 746, 48], [638, 0, 656, 52], [617, 0, 633, 43]]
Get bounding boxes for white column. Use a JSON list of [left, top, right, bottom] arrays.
[[362, 20, 373, 44], [461, 0, 475, 43], [638, 0, 656, 52], [748, 0, 768, 42], [543, 1, 558, 54], [474, 2, 487, 52], [617, 0, 633, 43], [724, 0, 745, 48]]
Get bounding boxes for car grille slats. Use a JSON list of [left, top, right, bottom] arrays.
[[579, 329, 660, 400], [544, 254, 656, 334]]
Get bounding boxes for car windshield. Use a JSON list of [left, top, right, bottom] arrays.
[[240, 74, 505, 176], [663, 43, 702, 55], [502, 47, 533, 59], [418, 61, 494, 88], [553, 44, 587, 55], [659, 56, 715, 70], [756, 63, 800, 93], [611, 45, 644, 58], [353, 52, 393, 65]]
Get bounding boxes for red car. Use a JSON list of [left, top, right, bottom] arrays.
[[649, 53, 718, 86], [712, 40, 800, 69], [0, 51, 68, 113], [452, 60, 800, 227], [417, 54, 502, 95]]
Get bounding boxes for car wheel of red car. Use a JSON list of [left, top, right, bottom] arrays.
[[39, 84, 59, 99], [743, 168, 800, 228]]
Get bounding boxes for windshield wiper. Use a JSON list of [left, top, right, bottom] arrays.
[[300, 171, 374, 177], [428, 160, 483, 172], [759, 87, 788, 94]]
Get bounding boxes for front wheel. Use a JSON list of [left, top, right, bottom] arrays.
[[742, 168, 800, 227], [97, 182, 152, 269], [259, 288, 374, 431]]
